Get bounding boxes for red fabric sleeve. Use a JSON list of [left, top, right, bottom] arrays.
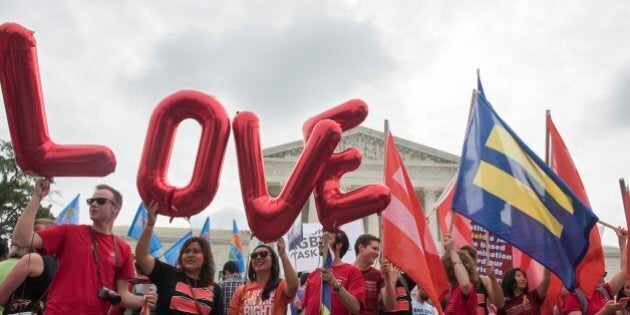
[[346, 266, 367, 310], [561, 293, 580, 314], [37, 224, 70, 255], [301, 270, 319, 311], [228, 285, 245, 315], [116, 239, 135, 280], [276, 279, 293, 302]]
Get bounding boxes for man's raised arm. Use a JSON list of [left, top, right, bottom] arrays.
[[10, 178, 49, 249]]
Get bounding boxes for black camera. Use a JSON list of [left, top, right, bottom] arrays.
[[98, 287, 121, 305]]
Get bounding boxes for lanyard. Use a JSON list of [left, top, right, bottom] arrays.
[[90, 228, 119, 289]]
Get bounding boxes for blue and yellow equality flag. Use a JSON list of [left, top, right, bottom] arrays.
[[452, 90, 598, 290]]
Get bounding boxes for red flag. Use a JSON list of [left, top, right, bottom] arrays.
[[435, 177, 473, 249], [382, 132, 448, 311], [547, 113, 604, 299]]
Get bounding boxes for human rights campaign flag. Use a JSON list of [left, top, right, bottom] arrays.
[[127, 203, 163, 257], [56, 194, 80, 225], [163, 231, 193, 266], [452, 90, 598, 290]]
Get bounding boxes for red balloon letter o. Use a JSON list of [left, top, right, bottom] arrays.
[[137, 90, 230, 217]]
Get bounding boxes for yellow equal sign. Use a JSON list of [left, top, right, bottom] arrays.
[[473, 161, 563, 238], [485, 125, 574, 215]]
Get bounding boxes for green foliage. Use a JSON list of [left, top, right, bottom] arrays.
[[0, 140, 52, 240]]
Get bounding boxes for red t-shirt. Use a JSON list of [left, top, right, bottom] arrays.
[[562, 283, 612, 315], [444, 285, 483, 315], [38, 224, 135, 315], [228, 279, 293, 315], [498, 290, 543, 315], [301, 263, 366, 315], [359, 266, 384, 315]]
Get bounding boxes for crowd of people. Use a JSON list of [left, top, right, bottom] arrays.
[[0, 178, 628, 314]]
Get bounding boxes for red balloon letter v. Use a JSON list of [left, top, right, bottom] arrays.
[[233, 111, 341, 242]]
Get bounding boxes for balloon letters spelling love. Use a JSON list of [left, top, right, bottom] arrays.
[[302, 100, 391, 229], [137, 90, 230, 217], [0, 23, 116, 177], [233, 111, 341, 242]]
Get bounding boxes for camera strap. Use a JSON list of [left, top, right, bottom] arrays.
[[90, 227, 119, 290]]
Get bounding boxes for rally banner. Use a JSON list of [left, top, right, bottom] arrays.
[[283, 219, 365, 272], [471, 223, 513, 282]]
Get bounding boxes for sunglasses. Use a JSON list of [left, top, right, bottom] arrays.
[[86, 197, 117, 206], [250, 251, 270, 260]]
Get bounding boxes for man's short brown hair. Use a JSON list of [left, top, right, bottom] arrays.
[[95, 184, 123, 207], [354, 234, 380, 257]]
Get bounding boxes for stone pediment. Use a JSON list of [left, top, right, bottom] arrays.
[[262, 125, 459, 165]]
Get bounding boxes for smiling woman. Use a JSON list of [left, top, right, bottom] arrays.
[[135, 202, 224, 315], [228, 239, 299, 315]]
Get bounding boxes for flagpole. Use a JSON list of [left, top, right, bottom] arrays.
[[380, 119, 389, 260], [449, 89, 477, 236], [545, 110, 551, 164], [619, 178, 629, 231], [320, 231, 328, 314]]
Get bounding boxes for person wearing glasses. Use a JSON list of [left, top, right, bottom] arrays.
[[11, 178, 157, 315], [228, 239, 299, 314], [135, 202, 223, 315]]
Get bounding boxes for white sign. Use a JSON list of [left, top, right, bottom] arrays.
[[283, 219, 365, 272]]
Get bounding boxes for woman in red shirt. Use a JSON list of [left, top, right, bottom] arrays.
[[498, 268, 550, 315], [229, 239, 299, 315], [441, 235, 481, 315]]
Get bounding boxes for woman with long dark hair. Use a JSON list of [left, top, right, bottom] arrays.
[[441, 235, 481, 315], [135, 202, 223, 315], [498, 268, 550, 315], [228, 238, 298, 314]]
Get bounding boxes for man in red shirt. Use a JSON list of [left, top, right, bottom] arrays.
[[352, 234, 396, 314], [562, 226, 628, 315], [301, 229, 366, 315], [11, 179, 157, 314]]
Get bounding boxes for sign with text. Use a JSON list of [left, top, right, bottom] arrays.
[[471, 223, 513, 282], [283, 219, 365, 272]]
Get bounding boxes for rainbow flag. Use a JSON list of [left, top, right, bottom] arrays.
[[229, 219, 245, 273]]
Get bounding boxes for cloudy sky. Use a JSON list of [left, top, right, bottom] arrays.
[[1, 1, 629, 246]]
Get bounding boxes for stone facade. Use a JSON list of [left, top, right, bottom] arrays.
[[262, 125, 460, 237]]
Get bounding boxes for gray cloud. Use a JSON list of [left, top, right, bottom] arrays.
[[127, 4, 396, 142]]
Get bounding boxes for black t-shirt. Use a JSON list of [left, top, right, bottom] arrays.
[[149, 259, 223, 315], [5, 254, 57, 314]]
